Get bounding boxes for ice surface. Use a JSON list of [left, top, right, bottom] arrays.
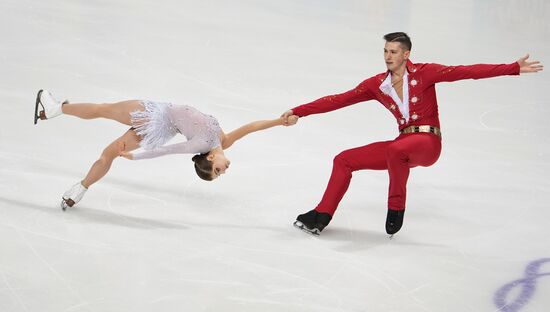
[[1, 1, 549, 311]]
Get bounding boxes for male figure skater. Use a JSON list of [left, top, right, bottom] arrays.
[[282, 32, 543, 236]]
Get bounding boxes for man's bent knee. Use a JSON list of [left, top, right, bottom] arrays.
[[333, 152, 351, 168]]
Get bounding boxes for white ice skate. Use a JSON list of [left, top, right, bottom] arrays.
[[61, 182, 88, 210], [34, 89, 68, 124]]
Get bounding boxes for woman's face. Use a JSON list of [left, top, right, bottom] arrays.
[[209, 153, 230, 179]]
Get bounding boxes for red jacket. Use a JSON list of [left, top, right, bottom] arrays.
[[292, 60, 520, 131]]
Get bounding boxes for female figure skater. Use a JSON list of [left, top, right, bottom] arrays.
[[34, 90, 298, 209]]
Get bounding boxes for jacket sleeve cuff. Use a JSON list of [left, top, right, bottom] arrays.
[[512, 61, 521, 75], [291, 105, 307, 117]]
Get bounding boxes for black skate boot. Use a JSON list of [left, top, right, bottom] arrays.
[[293, 209, 332, 236], [385, 209, 405, 235]]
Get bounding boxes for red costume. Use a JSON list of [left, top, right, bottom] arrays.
[[292, 60, 520, 215]]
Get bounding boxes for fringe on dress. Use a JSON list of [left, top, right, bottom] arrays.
[[130, 100, 178, 150]]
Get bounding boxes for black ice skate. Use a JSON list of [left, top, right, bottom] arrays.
[[34, 89, 68, 124], [293, 209, 332, 236], [385, 209, 405, 236]]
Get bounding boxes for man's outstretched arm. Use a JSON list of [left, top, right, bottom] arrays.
[[427, 54, 543, 84], [281, 78, 375, 124]]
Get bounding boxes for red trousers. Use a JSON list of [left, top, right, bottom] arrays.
[[315, 132, 442, 215]]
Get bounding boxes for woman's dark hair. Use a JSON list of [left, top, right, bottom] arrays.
[[383, 32, 412, 51], [192, 153, 214, 181]]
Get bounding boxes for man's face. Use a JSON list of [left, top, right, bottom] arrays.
[[384, 41, 410, 72]]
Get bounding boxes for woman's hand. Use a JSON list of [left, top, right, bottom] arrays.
[[119, 151, 134, 160], [118, 141, 134, 160]]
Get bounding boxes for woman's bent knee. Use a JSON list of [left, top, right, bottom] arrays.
[[101, 146, 119, 161]]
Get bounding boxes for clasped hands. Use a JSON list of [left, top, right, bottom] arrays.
[[280, 110, 299, 126]]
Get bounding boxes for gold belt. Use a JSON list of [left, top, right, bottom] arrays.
[[400, 125, 442, 138]]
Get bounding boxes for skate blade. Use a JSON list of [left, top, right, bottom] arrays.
[[34, 89, 43, 125], [60, 198, 75, 211], [293, 221, 320, 236]]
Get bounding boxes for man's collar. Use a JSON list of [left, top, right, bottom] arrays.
[[379, 74, 393, 95], [406, 59, 416, 73], [383, 59, 415, 79]]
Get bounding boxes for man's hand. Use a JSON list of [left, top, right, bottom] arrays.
[[284, 115, 299, 126], [517, 54, 543, 73], [280, 109, 294, 126]]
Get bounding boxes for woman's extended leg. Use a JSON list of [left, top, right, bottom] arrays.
[[62, 129, 142, 209], [62, 100, 144, 125], [81, 129, 142, 188]]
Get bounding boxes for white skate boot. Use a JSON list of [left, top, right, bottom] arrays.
[[61, 182, 88, 210], [34, 89, 68, 124]]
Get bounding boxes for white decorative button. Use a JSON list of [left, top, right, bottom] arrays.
[[411, 79, 417, 86], [411, 114, 418, 120], [400, 119, 405, 125], [411, 96, 418, 103]]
